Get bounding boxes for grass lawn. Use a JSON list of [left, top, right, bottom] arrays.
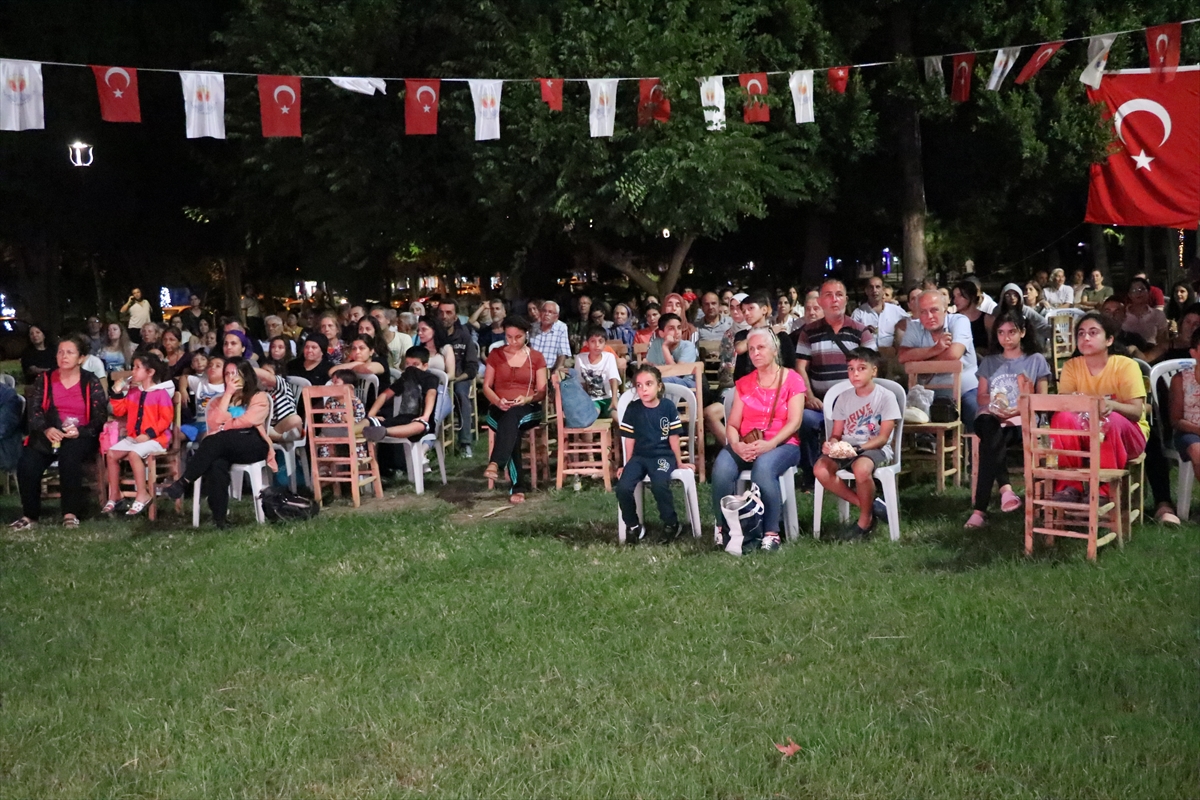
[[1, 456, 1197, 798]]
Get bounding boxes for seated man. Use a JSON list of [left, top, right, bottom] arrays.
[[363, 347, 440, 443], [899, 289, 979, 432], [645, 313, 698, 390]]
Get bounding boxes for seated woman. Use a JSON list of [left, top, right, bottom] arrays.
[[10, 335, 108, 530], [1050, 312, 1148, 503], [609, 303, 636, 350], [415, 316, 456, 377], [98, 322, 134, 375], [1122, 277, 1170, 363], [1169, 328, 1200, 494], [222, 329, 258, 365], [188, 318, 212, 352], [328, 335, 388, 406], [288, 334, 332, 386], [317, 312, 346, 365], [711, 327, 805, 552], [952, 280, 995, 358], [964, 311, 1051, 529], [481, 316, 547, 505], [21, 324, 57, 384], [163, 358, 277, 529], [996, 282, 1051, 344], [160, 327, 192, 379], [633, 304, 661, 346]]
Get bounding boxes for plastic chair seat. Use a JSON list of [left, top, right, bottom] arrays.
[[192, 460, 268, 527]]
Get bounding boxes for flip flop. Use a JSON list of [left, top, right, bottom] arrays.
[[101, 500, 119, 514], [62, 516, 80, 528], [964, 510, 987, 529], [1000, 489, 1023, 513], [125, 500, 149, 517]]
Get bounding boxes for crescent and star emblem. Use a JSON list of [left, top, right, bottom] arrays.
[[416, 85, 436, 112], [1155, 34, 1170, 63], [1036, 48, 1053, 67], [648, 84, 663, 104], [1114, 98, 1172, 172], [746, 78, 763, 94], [955, 62, 969, 85], [272, 83, 295, 113], [104, 66, 130, 98]]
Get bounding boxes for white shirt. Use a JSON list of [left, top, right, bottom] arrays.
[[1041, 285, 1074, 307], [851, 302, 908, 348], [978, 293, 997, 315], [127, 299, 152, 331]]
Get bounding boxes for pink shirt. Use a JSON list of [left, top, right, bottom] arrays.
[[735, 369, 806, 446], [51, 375, 88, 425]]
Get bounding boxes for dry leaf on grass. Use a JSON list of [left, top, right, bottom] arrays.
[[775, 738, 801, 757]]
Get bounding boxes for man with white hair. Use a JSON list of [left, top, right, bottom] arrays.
[[261, 315, 295, 357], [1040, 269, 1074, 309], [530, 300, 572, 375], [899, 290, 979, 431]]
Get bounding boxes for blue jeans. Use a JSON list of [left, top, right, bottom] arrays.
[[799, 408, 824, 474], [711, 443, 801, 535]]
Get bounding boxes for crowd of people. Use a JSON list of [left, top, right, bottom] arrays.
[[7, 264, 1200, 544]]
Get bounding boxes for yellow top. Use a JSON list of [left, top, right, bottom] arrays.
[[1058, 354, 1149, 439]]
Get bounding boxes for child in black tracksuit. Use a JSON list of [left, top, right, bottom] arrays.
[[616, 365, 694, 543]]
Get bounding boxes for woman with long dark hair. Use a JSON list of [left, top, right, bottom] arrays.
[[481, 316, 547, 505], [20, 324, 57, 383]]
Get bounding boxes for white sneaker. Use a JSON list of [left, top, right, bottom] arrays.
[[462, 445, 473, 459]]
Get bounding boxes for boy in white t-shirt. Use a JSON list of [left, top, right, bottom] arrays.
[[576, 326, 621, 417], [813, 347, 901, 541]]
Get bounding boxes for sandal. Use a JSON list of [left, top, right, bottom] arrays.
[[125, 499, 149, 517], [101, 500, 119, 514], [62, 516, 80, 528], [1000, 489, 1023, 513], [8, 517, 35, 531], [1155, 505, 1181, 526], [509, 492, 525, 505], [964, 510, 987, 529]]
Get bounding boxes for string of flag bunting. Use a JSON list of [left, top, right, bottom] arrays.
[[0, 19, 1195, 140]]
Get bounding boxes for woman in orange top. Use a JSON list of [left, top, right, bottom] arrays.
[[633, 304, 661, 346], [482, 316, 547, 504], [164, 357, 277, 528]]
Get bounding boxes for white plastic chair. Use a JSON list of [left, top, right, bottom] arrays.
[[192, 460, 269, 527], [378, 368, 448, 495], [0, 373, 15, 389], [722, 389, 800, 541], [614, 386, 704, 543], [354, 373, 380, 406], [812, 378, 907, 542], [1150, 358, 1196, 521]]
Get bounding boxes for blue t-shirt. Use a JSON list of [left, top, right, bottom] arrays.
[[619, 398, 682, 460]]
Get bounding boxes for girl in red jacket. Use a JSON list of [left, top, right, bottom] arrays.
[[102, 353, 176, 516]]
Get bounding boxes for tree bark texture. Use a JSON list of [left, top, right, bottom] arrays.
[[892, 6, 928, 289]]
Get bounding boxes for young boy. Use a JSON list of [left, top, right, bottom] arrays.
[[576, 326, 621, 418], [813, 347, 900, 541], [363, 346, 440, 443], [616, 365, 694, 543]]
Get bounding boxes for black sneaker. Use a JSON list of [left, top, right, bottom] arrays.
[[163, 480, 187, 501], [625, 524, 644, 545], [212, 517, 233, 531], [661, 522, 681, 542], [840, 521, 873, 543], [873, 497, 888, 521]]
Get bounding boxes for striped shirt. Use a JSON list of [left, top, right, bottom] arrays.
[[794, 317, 875, 398]]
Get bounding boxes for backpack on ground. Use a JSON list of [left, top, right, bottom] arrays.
[[259, 486, 319, 522]]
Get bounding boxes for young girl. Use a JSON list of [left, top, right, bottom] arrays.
[[964, 310, 1051, 528], [1168, 327, 1200, 489], [102, 353, 176, 516], [616, 365, 693, 543], [317, 370, 369, 466]]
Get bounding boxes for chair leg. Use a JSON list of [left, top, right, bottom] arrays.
[[410, 444, 425, 495], [436, 440, 447, 486], [935, 434, 946, 494], [812, 481, 825, 540], [1180, 464, 1195, 522], [601, 430, 612, 492], [881, 472, 901, 542], [193, 479, 203, 528]]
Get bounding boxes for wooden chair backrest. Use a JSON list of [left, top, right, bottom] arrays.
[[633, 342, 649, 361], [608, 342, 628, 359], [1019, 393, 1104, 480], [301, 384, 358, 447], [697, 340, 721, 360], [904, 360, 963, 409]]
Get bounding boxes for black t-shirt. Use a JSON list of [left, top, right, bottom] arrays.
[[618, 398, 682, 460], [288, 357, 330, 386], [387, 367, 440, 416], [21, 346, 57, 382], [733, 327, 796, 381]]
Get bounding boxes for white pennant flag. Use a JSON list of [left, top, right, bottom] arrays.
[[986, 47, 1021, 90], [1079, 34, 1117, 89], [788, 70, 814, 124], [180, 72, 225, 139], [924, 56, 945, 96], [468, 80, 503, 141], [587, 79, 618, 138], [329, 77, 387, 96], [697, 76, 725, 131], [0, 60, 44, 131]]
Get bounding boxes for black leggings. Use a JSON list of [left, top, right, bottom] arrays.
[[485, 404, 542, 494], [973, 413, 1022, 512], [18, 436, 98, 520], [183, 429, 269, 522]]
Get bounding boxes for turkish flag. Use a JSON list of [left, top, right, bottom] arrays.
[[827, 66, 849, 94], [1146, 23, 1181, 82], [539, 78, 562, 111], [638, 78, 670, 126], [950, 54, 975, 102], [739, 72, 769, 123], [257, 75, 301, 137], [1085, 69, 1200, 229], [405, 79, 440, 135], [1013, 41, 1064, 85], [91, 65, 141, 123]]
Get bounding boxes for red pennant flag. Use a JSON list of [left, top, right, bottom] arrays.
[[739, 72, 769, 123], [638, 78, 670, 126], [1085, 70, 1199, 229], [539, 78, 562, 111], [1013, 41, 1064, 85], [90, 66, 141, 123], [950, 54, 975, 102], [827, 66, 850, 94], [257, 75, 301, 138], [404, 79, 440, 135], [1146, 23, 1181, 82]]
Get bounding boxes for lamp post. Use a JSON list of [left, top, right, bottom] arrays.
[[68, 141, 103, 315], [68, 141, 93, 167]]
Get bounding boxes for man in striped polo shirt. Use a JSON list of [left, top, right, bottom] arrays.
[[794, 279, 876, 483]]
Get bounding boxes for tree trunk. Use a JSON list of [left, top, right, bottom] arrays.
[[892, 6, 928, 289], [1163, 227, 1182, 288], [800, 212, 830, 288], [593, 234, 697, 297], [1089, 223, 1109, 279], [224, 256, 244, 319]]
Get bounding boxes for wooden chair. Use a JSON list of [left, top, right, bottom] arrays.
[[486, 425, 549, 490], [903, 360, 964, 493], [1047, 309, 1084, 379], [697, 339, 722, 391], [552, 376, 613, 490], [632, 342, 649, 363], [301, 384, 384, 508], [1019, 393, 1136, 560], [1150, 358, 1196, 520], [658, 361, 707, 483]]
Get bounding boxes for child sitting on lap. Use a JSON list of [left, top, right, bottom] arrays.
[[813, 348, 900, 542], [616, 365, 693, 544]]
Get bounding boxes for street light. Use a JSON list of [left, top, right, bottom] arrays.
[[68, 141, 93, 167]]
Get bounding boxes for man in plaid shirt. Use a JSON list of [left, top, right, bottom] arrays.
[[530, 301, 572, 376]]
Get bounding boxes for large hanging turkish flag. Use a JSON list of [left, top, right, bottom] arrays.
[[1085, 69, 1199, 229], [257, 75, 301, 137]]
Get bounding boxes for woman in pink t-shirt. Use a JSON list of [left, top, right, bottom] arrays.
[[712, 327, 805, 551]]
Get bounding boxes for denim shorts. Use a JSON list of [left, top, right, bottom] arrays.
[[1174, 431, 1200, 461]]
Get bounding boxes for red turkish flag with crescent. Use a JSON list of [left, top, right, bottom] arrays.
[[91, 65, 141, 123], [638, 78, 670, 126], [257, 75, 301, 137], [827, 66, 849, 94], [405, 79, 440, 135], [1146, 23, 1181, 82], [1013, 41, 1064, 85], [1085, 69, 1200, 229], [739, 72, 769, 123], [539, 78, 562, 111], [950, 54, 975, 102]]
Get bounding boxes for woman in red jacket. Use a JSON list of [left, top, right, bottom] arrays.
[[163, 357, 277, 528]]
